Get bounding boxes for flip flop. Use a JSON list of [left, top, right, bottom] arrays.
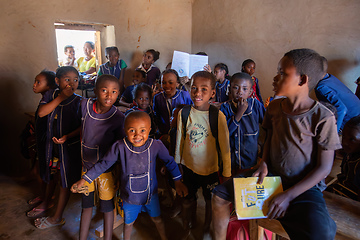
[[26, 203, 54, 218], [27, 196, 43, 205], [35, 217, 65, 229]]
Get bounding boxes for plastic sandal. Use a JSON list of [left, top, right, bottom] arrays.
[[35, 217, 65, 229]]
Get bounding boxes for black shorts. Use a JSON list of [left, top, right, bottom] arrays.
[[82, 192, 114, 213], [182, 165, 219, 201]]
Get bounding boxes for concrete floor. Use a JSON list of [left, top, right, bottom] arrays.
[[0, 173, 210, 240]]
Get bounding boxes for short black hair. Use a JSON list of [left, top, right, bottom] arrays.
[[195, 52, 208, 56], [162, 69, 180, 83], [39, 70, 57, 89], [284, 48, 323, 91], [85, 41, 95, 50], [231, 72, 254, 87], [64, 45, 74, 52], [132, 82, 153, 99], [125, 111, 151, 127], [95, 74, 120, 89], [146, 49, 160, 62], [134, 69, 147, 79], [344, 115, 360, 130], [56, 66, 79, 79], [105, 46, 119, 56], [191, 71, 216, 89], [241, 59, 255, 71]]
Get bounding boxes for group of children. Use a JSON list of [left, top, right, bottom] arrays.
[[28, 46, 360, 240]]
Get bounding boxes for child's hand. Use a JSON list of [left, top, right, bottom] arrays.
[[52, 135, 68, 144], [160, 166, 166, 175], [203, 64, 212, 73], [267, 191, 293, 219], [234, 98, 248, 121], [174, 180, 188, 197], [71, 179, 86, 193], [152, 84, 160, 97], [59, 85, 74, 99], [252, 161, 268, 184]]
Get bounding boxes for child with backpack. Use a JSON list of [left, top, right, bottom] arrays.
[[175, 71, 231, 238]]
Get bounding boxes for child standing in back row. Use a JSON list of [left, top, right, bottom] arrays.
[[76, 74, 126, 240], [137, 49, 161, 86], [220, 72, 265, 173], [72, 111, 188, 240], [212, 49, 341, 240], [35, 66, 82, 229], [214, 63, 231, 104], [242, 59, 263, 105], [175, 71, 231, 238]]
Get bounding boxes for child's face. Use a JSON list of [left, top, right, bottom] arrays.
[[162, 73, 178, 98], [342, 126, 360, 154], [143, 52, 154, 65], [230, 78, 253, 102], [56, 71, 79, 93], [33, 74, 50, 94], [132, 71, 146, 85], [134, 90, 150, 110], [94, 80, 120, 109], [275, 56, 301, 97], [106, 50, 119, 67], [243, 62, 256, 76], [191, 77, 215, 111], [83, 43, 94, 56], [214, 67, 226, 81], [125, 117, 151, 147], [65, 48, 75, 58]]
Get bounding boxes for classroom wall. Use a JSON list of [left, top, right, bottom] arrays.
[[192, 0, 360, 101], [0, 0, 192, 176]]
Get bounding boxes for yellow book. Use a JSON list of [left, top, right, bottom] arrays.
[[234, 177, 283, 220]]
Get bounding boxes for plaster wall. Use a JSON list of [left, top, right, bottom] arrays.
[[192, 0, 360, 101], [0, 0, 192, 176]]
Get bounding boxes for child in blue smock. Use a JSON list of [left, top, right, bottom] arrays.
[[214, 63, 231, 104], [220, 72, 265, 172], [77, 74, 126, 240], [153, 69, 193, 135], [137, 49, 161, 87], [119, 69, 146, 109], [242, 59, 264, 105], [35, 66, 82, 229], [27, 71, 58, 218], [72, 111, 188, 240]]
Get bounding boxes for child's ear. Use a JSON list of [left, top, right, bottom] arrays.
[[55, 77, 60, 85], [211, 89, 216, 98], [299, 75, 308, 86], [249, 87, 253, 95]]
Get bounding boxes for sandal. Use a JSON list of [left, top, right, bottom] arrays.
[[35, 217, 65, 229], [27, 203, 54, 218], [27, 196, 43, 205]]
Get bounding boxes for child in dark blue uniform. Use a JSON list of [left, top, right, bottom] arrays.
[[27, 71, 58, 218], [137, 49, 161, 87], [72, 111, 188, 240], [119, 69, 146, 108], [77, 74, 126, 240], [220, 72, 265, 172], [153, 69, 193, 135], [242, 59, 264, 105], [214, 63, 231, 104], [125, 82, 157, 138], [35, 66, 82, 229]]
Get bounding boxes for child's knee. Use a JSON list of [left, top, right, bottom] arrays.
[[212, 193, 230, 208], [151, 216, 163, 224]]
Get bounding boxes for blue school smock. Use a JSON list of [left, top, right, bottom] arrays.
[[315, 73, 360, 132], [42, 89, 82, 187], [137, 64, 161, 86], [153, 90, 193, 135], [220, 98, 265, 169], [121, 85, 135, 104], [83, 138, 182, 205], [215, 79, 230, 102], [98, 59, 127, 79], [80, 98, 125, 171]]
